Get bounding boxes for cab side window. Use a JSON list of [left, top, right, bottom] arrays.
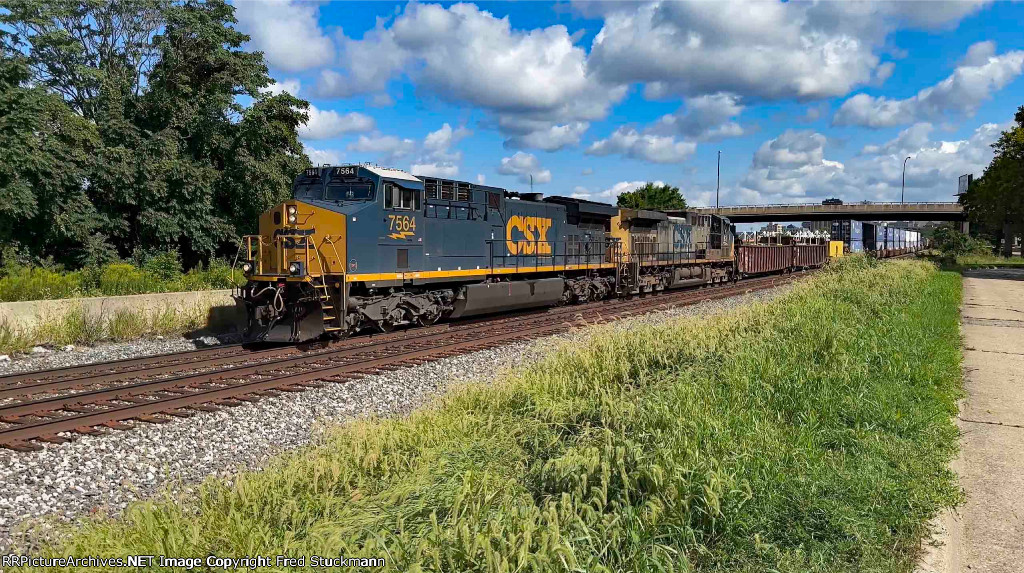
[[385, 183, 421, 210]]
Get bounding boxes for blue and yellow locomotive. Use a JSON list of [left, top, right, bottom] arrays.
[[237, 164, 736, 342]]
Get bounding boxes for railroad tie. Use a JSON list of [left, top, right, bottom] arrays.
[[1, 440, 43, 452], [162, 409, 195, 418], [37, 434, 72, 444], [134, 414, 171, 424]]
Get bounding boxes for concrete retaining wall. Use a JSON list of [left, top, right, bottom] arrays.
[[0, 289, 245, 333]]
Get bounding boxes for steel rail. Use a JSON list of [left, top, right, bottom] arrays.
[[0, 273, 801, 451]]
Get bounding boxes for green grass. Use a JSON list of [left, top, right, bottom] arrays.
[[12, 258, 964, 572], [0, 259, 244, 303], [955, 253, 1024, 268]]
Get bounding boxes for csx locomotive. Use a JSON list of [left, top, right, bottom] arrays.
[[237, 164, 740, 342]]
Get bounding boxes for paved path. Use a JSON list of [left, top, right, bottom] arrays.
[[920, 268, 1024, 573]]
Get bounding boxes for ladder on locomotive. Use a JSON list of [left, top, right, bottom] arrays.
[[312, 280, 342, 333], [308, 240, 344, 334], [613, 241, 638, 296]]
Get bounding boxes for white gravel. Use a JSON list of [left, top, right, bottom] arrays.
[[0, 335, 240, 377], [0, 285, 790, 553]]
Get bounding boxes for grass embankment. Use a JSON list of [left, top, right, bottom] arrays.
[[17, 258, 963, 572]]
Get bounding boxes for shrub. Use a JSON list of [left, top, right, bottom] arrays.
[[0, 266, 83, 301], [931, 226, 990, 258], [141, 250, 183, 282], [97, 264, 163, 296], [0, 259, 241, 302]]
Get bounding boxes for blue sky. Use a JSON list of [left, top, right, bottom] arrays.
[[233, 0, 1024, 207]]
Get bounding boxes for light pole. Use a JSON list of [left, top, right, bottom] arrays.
[[716, 150, 721, 213], [901, 156, 911, 204]]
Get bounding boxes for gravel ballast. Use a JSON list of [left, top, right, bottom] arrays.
[[0, 285, 790, 552], [0, 335, 240, 377]]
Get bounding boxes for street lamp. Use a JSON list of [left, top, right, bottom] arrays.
[[716, 150, 721, 213], [901, 156, 911, 204]]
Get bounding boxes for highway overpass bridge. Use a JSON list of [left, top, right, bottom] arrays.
[[687, 202, 964, 223]]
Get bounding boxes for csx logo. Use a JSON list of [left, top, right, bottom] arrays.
[[505, 215, 553, 255]]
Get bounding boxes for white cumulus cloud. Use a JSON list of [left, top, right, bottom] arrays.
[[834, 42, 1024, 127], [317, 3, 624, 150], [411, 162, 460, 178], [299, 106, 375, 140], [497, 152, 552, 184], [652, 93, 745, 141], [423, 123, 472, 161], [503, 122, 590, 152], [304, 145, 344, 167], [233, 1, 334, 72], [347, 134, 416, 160], [587, 0, 987, 101], [734, 121, 1004, 204], [586, 127, 696, 164], [264, 78, 301, 97]]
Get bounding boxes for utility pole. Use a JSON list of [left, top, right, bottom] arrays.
[[716, 150, 721, 213], [901, 156, 911, 204]]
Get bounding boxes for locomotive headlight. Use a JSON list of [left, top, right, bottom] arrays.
[[287, 205, 297, 214], [288, 262, 300, 274], [287, 205, 297, 224], [241, 262, 252, 273], [288, 214, 297, 224]]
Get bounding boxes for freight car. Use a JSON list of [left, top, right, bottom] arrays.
[[236, 165, 742, 343], [835, 221, 922, 257], [734, 236, 829, 277]]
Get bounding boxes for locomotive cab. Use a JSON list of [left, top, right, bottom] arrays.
[[237, 164, 429, 342]]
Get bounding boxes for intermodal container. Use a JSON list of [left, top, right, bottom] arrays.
[[736, 244, 793, 275], [831, 219, 865, 253], [863, 222, 877, 251]]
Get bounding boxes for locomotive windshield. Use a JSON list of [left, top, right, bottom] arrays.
[[293, 180, 322, 199], [325, 175, 374, 201]]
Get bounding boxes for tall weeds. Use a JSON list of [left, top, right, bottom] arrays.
[[16, 259, 963, 572], [0, 306, 208, 354]]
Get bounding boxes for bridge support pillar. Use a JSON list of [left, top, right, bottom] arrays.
[[1003, 223, 1015, 258], [960, 220, 970, 236]]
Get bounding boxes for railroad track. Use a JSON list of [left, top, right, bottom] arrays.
[[0, 273, 804, 451]]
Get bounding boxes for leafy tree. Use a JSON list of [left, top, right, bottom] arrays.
[[0, 40, 104, 267], [961, 106, 1024, 254], [1, 0, 166, 120], [616, 182, 688, 210], [0, 0, 310, 269]]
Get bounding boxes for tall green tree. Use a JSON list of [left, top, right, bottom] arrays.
[[961, 106, 1024, 254], [0, 39, 105, 266], [0, 0, 310, 268], [1, 0, 165, 120], [616, 182, 688, 211]]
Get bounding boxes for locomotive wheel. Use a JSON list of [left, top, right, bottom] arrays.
[[416, 307, 441, 326], [376, 320, 394, 333]]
